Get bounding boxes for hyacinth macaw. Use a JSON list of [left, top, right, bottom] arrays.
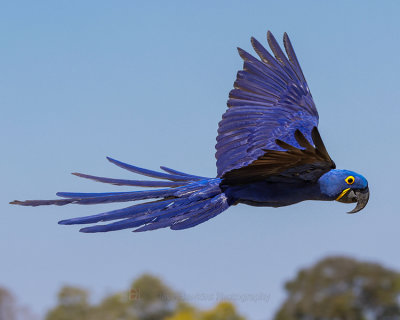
[[11, 31, 369, 233]]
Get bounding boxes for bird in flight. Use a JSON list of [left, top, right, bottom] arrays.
[[11, 31, 369, 233]]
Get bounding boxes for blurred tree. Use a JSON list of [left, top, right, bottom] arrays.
[[164, 305, 197, 320], [166, 301, 245, 320], [274, 256, 400, 320], [45, 274, 197, 320], [45, 274, 246, 320], [46, 286, 91, 320], [0, 286, 17, 320], [130, 274, 181, 320], [89, 292, 136, 320], [202, 301, 245, 320]]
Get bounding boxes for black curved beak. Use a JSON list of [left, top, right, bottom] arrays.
[[337, 187, 369, 214]]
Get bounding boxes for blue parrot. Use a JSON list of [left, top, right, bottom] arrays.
[[11, 31, 369, 233]]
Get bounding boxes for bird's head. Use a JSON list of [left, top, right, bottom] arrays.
[[318, 169, 369, 213]]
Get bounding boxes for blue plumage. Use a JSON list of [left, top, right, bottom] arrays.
[[11, 30, 369, 232]]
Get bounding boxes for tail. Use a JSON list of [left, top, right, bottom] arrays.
[[10, 157, 231, 233]]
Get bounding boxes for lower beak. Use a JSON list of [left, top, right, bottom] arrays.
[[337, 187, 370, 214]]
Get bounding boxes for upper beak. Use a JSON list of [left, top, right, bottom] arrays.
[[337, 187, 370, 214]]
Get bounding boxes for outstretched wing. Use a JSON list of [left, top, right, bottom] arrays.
[[216, 31, 325, 180]]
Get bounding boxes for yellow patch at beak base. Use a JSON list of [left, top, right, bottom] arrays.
[[336, 188, 351, 201]]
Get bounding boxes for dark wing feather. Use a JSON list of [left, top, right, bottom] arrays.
[[216, 31, 320, 178], [222, 127, 335, 185]]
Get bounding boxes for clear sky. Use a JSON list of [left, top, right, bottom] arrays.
[[1, 1, 400, 319]]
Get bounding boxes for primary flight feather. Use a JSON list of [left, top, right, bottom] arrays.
[[11, 31, 369, 232]]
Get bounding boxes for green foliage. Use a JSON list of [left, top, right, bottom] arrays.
[[274, 256, 400, 320], [129, 274, 181, 320], [166, 301, 245, 320], [202, 301, 245, 320], [90, 292, 136, 320], [45, 274, 178, 320], [45, 286, 91, 320]]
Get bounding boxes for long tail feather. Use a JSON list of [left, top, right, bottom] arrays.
[[10, 199, 77, 207], [79, 198, 210, 233], [133, 218, 178, 232], [159, 166, 208, 179], [12, 188, 180, 206], [72, 172, 185, 188], [136, 194, 229, 232], [107, 157, 196, 181], [170, 194, 229, 230], [11, 157, 230, 232], [58, 198, 178, 225]]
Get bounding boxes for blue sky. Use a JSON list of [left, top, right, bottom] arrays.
[[1, 1, 400, 319]]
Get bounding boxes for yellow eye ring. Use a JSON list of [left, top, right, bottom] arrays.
[[345, 176, 355, 185]]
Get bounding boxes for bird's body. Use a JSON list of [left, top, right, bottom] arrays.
[[11, 30, 369, 232], [225, 180, 328, 207]]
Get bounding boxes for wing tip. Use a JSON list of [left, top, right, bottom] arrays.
[[283, 32, 290, 46], [250, 36, 260, 47], [237, 47, 247, 59], [266, 30, 274, 42]]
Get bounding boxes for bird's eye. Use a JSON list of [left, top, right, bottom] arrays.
[[345, 176, 355, 185]]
